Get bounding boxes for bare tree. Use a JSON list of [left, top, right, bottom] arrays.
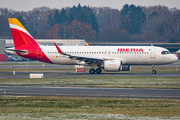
[[92, 7, 123, 29]]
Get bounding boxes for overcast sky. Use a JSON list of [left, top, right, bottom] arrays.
[[0, 0, 180, 11]]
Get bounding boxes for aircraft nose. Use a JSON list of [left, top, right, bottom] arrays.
[[172, 55, 178, 62]]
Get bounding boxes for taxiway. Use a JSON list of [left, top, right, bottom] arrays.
[[0, 86, 180, 99]]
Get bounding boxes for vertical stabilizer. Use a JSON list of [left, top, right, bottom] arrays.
[[8, 18, 38, 48], [85, 42, 89, 46]]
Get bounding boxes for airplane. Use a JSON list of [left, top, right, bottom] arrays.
[[5, 18, 178, 74], [85, 42, 89, 46]]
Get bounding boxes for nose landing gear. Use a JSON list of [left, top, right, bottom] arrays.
[[152, 65, 156, 74]]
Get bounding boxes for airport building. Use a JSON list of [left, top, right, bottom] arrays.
[[5, 39, 85, 47], [0, 39, 85, 61], [0, 40, 7, 61]]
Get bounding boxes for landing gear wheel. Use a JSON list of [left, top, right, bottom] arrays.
[[96, 68, 102, 74], [152, 70, 156, 74], [152, 65, 156, 74], [89, 69, 95, 74]]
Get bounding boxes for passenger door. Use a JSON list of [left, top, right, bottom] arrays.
[[37, 48, 42, 58], [150, 48, 156, 58]]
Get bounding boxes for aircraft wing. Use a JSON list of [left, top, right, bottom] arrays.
[[54, 43, 114, 65]]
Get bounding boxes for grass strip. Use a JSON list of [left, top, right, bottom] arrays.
[[0, 96, 180, 119], [0, 76, 180, 89]]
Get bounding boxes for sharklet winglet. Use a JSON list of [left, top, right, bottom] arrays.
[[54, 43, 69, 56], [54, 43, 63, 53]]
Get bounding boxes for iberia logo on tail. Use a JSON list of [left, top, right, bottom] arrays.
[[8, 18, 52, 63], [8, 18, 38, 48]]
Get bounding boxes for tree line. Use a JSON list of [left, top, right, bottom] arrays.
[[0, 4, 180, 43]]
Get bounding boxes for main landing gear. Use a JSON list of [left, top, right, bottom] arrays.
[[89, 68, 102, 74], [152, 65, 156, 74]]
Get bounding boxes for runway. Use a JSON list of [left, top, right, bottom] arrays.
[[0, 86, 180, 99]]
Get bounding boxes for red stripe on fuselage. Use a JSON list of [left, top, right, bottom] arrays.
[[11, 28, 52, 63]]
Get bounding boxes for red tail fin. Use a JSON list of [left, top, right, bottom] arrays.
[[8, 18, 38, 48]]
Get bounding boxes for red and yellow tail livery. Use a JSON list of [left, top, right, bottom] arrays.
[[8, 18, 38, 48], [7, 18, 52, 63]]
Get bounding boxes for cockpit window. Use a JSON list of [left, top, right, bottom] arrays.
[[161, 51, 171, 55]]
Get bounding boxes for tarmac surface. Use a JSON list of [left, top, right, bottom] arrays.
[[0, 86, 180, 99], [0, 64, 180, 99]]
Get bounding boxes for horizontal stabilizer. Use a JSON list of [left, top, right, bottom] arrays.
[[5, 48, 28, 55]]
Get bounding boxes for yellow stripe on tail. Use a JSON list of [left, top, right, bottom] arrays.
[[8, 18, 27, 31]]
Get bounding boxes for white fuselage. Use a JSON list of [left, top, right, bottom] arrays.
[[39, 45, 178, 65]]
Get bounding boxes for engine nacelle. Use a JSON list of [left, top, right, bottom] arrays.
[[122, 65, 131, 71], [104, 60, 122, 71]]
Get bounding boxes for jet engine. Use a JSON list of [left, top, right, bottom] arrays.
[[104, 60, 122, 71]]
